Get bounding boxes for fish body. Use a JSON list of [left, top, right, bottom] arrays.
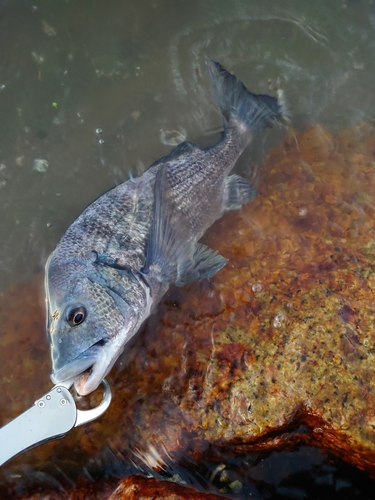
[[46, 60, 283, 395]]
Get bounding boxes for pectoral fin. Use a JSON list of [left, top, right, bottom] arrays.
[[143, 166, 195, 284], [144, 166, 227, 286]]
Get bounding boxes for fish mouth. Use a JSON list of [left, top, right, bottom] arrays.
[[50, 341, 113, 396]]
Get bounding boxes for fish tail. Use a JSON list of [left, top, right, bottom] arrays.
[[206, 59, 285, 135]]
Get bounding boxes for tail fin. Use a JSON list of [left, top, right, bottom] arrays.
[[206, 60, 284, 134]]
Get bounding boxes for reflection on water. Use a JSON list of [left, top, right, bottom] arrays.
[[1, 0, 375, 498]]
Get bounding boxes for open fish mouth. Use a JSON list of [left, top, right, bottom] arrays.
[[50, 343, 108, 396]]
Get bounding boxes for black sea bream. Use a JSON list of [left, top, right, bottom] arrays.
[[46, 60, 284, 395]]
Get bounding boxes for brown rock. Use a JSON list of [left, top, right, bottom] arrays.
[[109, 124, 375, 475], [1, 125, 375, 498], [109, 475, 228, 499]]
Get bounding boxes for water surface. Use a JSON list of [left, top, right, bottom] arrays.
[[1, 0, 375, 291]]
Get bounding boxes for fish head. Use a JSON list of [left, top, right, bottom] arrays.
[[45, 252, 150, 395]]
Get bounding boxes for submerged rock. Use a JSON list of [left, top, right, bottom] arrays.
[[110, 124, 375, 475], [1, 124, 375, 498], [109, 475, 228, 499]]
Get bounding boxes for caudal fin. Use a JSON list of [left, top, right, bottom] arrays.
[[206, 60, 284, 134]]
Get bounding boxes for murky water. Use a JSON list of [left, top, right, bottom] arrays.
[[1, 0, 375, 291], [1, 0, 375, 498]]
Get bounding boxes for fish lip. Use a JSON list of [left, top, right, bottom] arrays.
[[50, 344, 100, 386], [73, 334, 127, 396], [50, 339, 118, 396]]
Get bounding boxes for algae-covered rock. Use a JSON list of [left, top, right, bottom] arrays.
[[108, 475, 229, 499], [1, 125, 375, 498], [107, 124, 375, 473]]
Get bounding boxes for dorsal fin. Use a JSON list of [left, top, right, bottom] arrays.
[[149, 141, 198, 169]]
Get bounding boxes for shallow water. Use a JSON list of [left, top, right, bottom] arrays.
[[1, 0, 375, 498], [1, 0, 375, 290]]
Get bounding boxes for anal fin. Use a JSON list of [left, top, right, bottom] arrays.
[[224, 174, 256, 211], [176, 243, 227, 286]]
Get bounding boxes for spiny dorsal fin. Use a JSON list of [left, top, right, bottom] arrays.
[[150, 141, 198, 169]]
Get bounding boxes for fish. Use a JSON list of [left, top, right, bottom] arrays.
[[46, 60, 284, 396]]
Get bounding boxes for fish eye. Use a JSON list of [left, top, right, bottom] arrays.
[[67, 306, 87, 326]]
